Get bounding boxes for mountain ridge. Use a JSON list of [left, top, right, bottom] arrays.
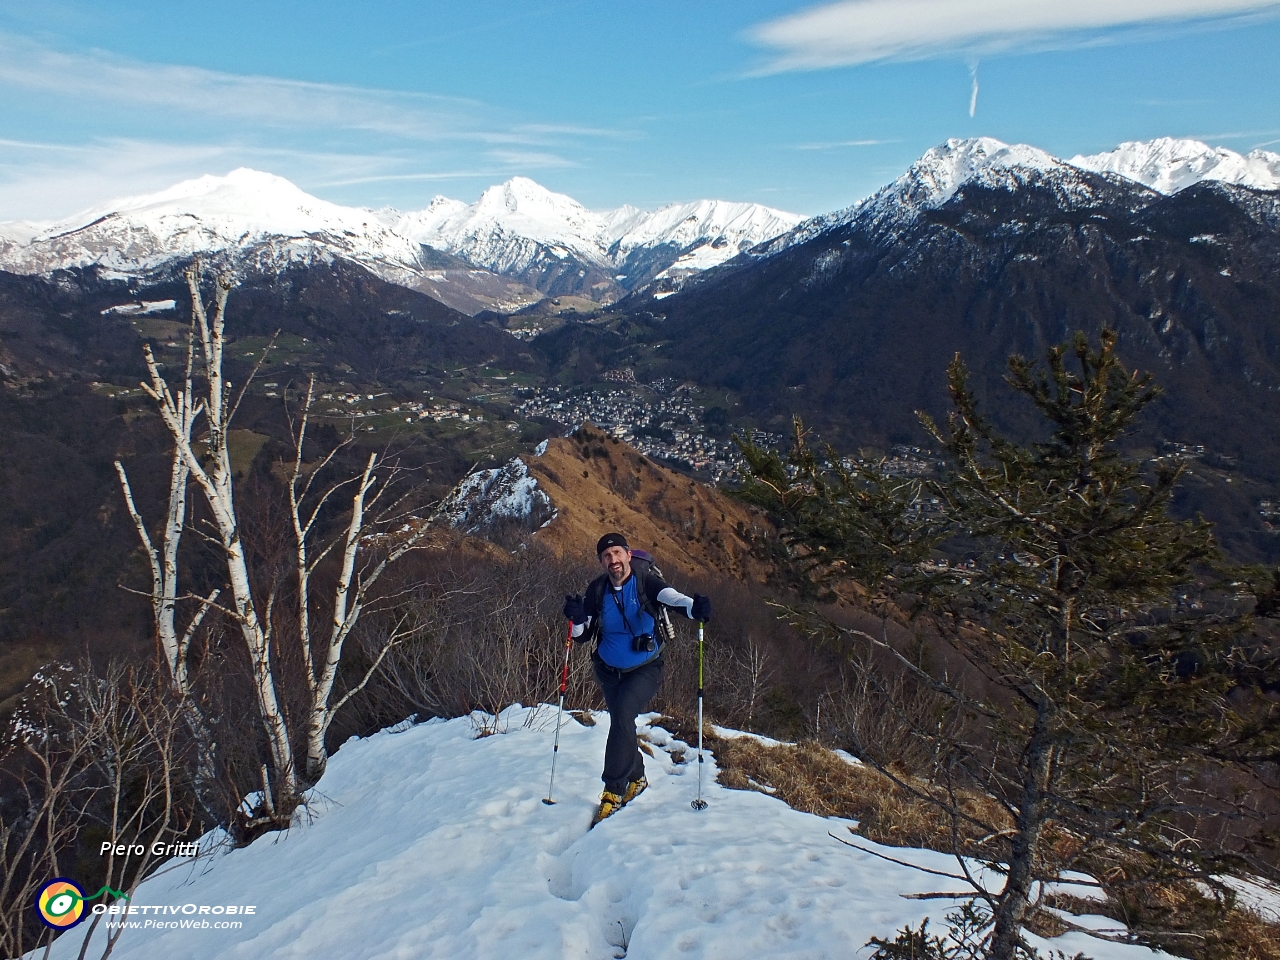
[[4, 136, 1274, 313], [749, 136, 1278, 266], [388, 176, 802, 301], [1072, 137, 1280, 195], [0, 171, 800, 312]]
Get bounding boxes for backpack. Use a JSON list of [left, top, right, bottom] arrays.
[[583, 549, 677, 649]]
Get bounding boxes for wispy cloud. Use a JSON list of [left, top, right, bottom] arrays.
[[969, 63, 979, 117], [792, 138, 898, 150], [486, 149, 579, 168], [749, 0, 1280, 72], [0, 33, 481, 140], [512, 123, 640, 140], [0, 34, 629, 219], [0, 34, 639, 151]]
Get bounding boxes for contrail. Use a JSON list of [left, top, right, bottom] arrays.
[[969, 62, 979, 118]]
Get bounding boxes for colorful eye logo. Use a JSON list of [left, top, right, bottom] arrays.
[[36, 878, 87, 929]]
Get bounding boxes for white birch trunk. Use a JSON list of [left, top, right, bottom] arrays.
[[138, 268, 298, 805]]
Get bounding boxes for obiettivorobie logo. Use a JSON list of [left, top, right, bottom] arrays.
[[36, 879, 256, 933], [35, 879, 128, 929]]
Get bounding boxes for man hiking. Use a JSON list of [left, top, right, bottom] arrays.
[[563, 532, 712, 826]]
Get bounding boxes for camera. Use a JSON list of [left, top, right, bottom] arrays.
[[631, 633, 656, 653]]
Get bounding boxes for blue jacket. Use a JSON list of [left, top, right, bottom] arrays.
[[581, 561, 671, 670]]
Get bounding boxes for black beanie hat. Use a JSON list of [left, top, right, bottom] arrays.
[[596, 532, 629, 557]]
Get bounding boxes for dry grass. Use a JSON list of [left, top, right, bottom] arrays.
[[525, 424, 776, 583], [1050, 884, 1280, 960], [654, 714, 1010, 854]]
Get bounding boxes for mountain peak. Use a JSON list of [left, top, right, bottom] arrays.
[[475, 178, 587, 219], [900, 137, 1066, 207], [1070, 138, 1280, 194], [106, 168, 309, 215], [2, 166, 429, 282], [757, 137, 1103, 257]]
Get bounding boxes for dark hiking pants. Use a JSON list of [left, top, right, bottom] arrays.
[[593, 655, 663, 795]]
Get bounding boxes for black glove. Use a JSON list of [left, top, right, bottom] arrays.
[[563, 594, 586, 624], [691, 594, 712, 623]]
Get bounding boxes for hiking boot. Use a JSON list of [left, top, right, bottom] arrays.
[[621, 776, 647, 806], [591, 790, 623, 827]]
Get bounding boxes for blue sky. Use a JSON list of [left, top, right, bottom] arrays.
[[2, 0, 1279, 221]]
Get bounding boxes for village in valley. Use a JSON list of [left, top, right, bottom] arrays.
[[513, 377, 781, 483]]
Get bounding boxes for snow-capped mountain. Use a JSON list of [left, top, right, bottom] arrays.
[[754, 136, 1280, 262], [392, 178, 609, 271], [389, 176, 801, 299], [5, 137, 1272, 315], [0, 171, 799, 311], [1071, 137, 1280, 194], [610, 197, 803, 283], [757, 137, 1137, 258], [1, 169, 431, 284]]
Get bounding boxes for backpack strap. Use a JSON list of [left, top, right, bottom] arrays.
[[630, 558, 676, 646], [582, 573, 608, 647]]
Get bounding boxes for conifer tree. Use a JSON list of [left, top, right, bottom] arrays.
[[737, 331, 1280, 958]]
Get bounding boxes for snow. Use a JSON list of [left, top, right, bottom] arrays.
[[883, 137, 1065, 209], [392, 178, 612, 272], [391, 178, 800, 278], [759, 137, 1093, 256], [1071, 138, 1280, 194], [437, 457, 556, 533], [611, 199, 802, 273], [0, 168, 430, 286], [0, 172, 797, 299], [101, 299, 177, 316], [4, 135, 1272, 297], [39, 708, 1177, 960], [757, 134, 1280, 261], [1220, 875, 1280, 924]]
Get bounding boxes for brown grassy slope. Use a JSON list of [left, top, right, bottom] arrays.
[[523, 424, 775, 583]]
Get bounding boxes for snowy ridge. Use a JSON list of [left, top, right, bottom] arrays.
[[0, 169, 430, 286], [392, 177, 801, 283], [39, 708, 1174, 960], [5, 136, 1272, 302], [1071, 138, 1280, 194], [437, 457, 557, 534], [753, 135, 1280, 261], [0, 171, 798, 304], [391, 178, 612, 274], [757, 137, 1110, 257], [611, 198, 802, 280]]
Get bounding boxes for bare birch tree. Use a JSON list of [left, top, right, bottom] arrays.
[[113, 322, 219, 698], [285, 376, 435, 783], [117, 265, 435, 825]]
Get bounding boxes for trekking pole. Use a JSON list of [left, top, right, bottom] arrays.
[[543, 620, 574, 805], [691, 620, 708, 811]]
